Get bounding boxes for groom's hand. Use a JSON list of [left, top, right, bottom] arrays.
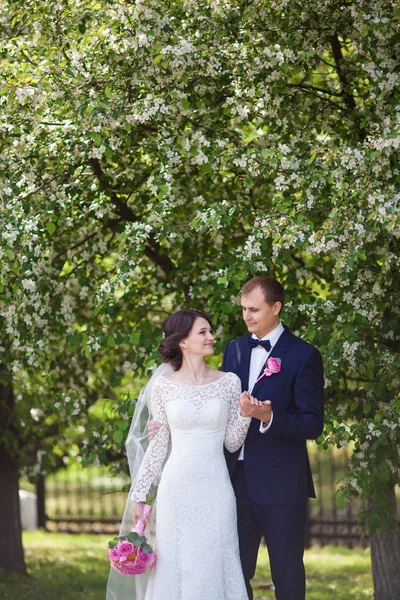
[[147, 419, 162, 440], [254, 399, 272, 424], [239, 392, 272, 422]]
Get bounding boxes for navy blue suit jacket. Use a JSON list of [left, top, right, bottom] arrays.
[[222, 327, 324, 505]]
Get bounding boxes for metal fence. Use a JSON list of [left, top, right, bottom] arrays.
[[306, 443, 367, 547], [22, 444, 371, 545], [39, 465, 131, 533]]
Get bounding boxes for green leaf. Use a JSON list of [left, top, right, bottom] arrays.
[[366, 512, 381, 533], [366, 357, 375, 378], [6, 248, 15, 260], [130, 333, 140, 345], [67, 333, 82, 348], [0, 282, 4, 293], [309, 151, 317, 164], [46, 222, 56, 235], [127, 532, 140, 543], [113, 429, 124, 444], [181, 98, 190, 110], [344, 324, 353, 337], [107, 335, 115, 347], [91, 132, 103, 145], [141, 544, 153, 554], [105, 86, 112, 99], [152, 55, 163, 65], [200, 162, 212, 174], [336, 496, 345, 508]]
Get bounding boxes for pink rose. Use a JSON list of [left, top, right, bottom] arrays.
[[107, 547, 120, 562], [266, 357, 281, 373], [118, 541, 135, 556], [136, 548, 154, 568], [255, 357, 282, 383]]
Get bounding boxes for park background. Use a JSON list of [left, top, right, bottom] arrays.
[[0, 0, 399, 598]]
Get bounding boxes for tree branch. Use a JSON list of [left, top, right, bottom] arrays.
[[88, 158, 174, 274], [53, 231, 98, 262], [288, 84, 345, 110], [287, 83, 342, 97], [330, 33, 357, 110], [330, 33, 365, 141]]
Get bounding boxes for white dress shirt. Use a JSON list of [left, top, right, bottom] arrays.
[[238, 321, 285, 460]]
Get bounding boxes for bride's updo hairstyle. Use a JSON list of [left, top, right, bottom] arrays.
[[158, 309, 213, 370]]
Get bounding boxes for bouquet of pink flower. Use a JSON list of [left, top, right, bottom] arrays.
[[107, 505, 156, 575]]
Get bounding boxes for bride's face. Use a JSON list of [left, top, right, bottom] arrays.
[[180, 317, 215, 357]]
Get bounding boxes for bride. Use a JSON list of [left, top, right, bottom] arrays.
[[107, 309, 252, 600]]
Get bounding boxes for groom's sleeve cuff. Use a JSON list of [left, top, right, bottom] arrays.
[[259, 411, 274, 433]]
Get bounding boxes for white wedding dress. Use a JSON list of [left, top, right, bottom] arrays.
[[131, 371, 250, 600]]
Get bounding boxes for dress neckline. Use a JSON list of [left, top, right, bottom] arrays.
[[159, 372, 231, 388]]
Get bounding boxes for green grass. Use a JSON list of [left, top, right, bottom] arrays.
[[0, 532, 373, 600], [0, 532, 110, 600], [255, 545, 373, 599]]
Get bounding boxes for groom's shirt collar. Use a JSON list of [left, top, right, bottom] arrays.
[[251, 321, 285, 349]]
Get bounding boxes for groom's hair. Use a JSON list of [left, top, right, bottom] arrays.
[[241, 276, 285, 311]]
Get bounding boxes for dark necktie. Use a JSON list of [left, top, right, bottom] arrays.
[[248, 338, 271, 352]]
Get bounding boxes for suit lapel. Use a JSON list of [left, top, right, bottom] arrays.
[[237, 335, 253, 390], [251, 327, 292, 398]]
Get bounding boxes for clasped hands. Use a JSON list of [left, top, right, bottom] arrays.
[[239, 391, 272, 423]]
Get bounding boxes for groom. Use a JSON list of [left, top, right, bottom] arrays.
[[222, 275, 324, 600]]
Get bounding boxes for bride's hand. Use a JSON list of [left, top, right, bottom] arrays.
[[239, 391, 252, 417], [132, 501, 147, 526], [239, 392, 266, 417], [249, 396, 264, 406]]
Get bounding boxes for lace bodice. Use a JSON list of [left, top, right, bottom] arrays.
[[131, 371, 250, 503]]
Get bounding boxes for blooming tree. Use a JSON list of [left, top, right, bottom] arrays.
[[0, 0, 399, 596]]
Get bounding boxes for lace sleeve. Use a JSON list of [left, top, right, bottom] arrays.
[[224, 373, 251, 453], [130, 381, 170, 502]]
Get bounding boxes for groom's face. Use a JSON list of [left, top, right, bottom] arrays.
[[241, 288, 281, 339]]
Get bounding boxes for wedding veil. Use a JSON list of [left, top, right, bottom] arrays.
[[106, 362, 173, 600]]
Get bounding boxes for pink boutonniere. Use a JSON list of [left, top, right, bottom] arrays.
[[255, 357, 282, 383]]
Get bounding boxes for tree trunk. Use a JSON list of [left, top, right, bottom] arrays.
[[0, 372, 26, 574], [370, 485, 400, 600]]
